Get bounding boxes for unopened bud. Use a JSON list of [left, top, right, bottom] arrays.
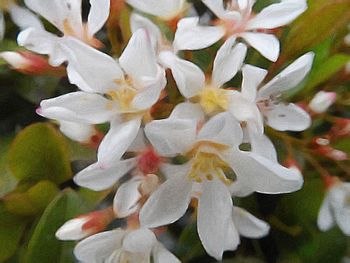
[[315, 146, 348, 161], [309, 91, 336, 114], [331, 118, 350, 138], [137, 148, 161, 174], [59, 121, 99, 145]]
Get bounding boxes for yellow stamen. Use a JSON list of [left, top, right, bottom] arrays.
[[199, 87, 229, 115]]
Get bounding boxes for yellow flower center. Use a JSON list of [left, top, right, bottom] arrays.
[[199, 87, 229, 115], [106, 78, 137, 112]]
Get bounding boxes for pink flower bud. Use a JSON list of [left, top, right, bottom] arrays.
[[309, 91, 336, 114]]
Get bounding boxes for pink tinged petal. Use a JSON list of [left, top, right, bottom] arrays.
[[55, 217, 89, 240], [240, 32, 279, 62], [232, 206, 270, 238], [145, 119, 197, 157], [198, 112, 243, 148], [197, 179, 235, 260], [265, 103, 311, 132], [113, 177, 142, 218], [212, 37, 247, 87], [159, 51, 205, 99], [127, 0, 184, 20], [309, 91, 337, 114], [39, 92, 113, 124], [169, 102, 205, 121], [140, 173, 192, 228], [123, 228, 157, 254], [73, 158, 137, 191], [317, 195, 335, 232], [74, 229, 125, 262], [258, 52, 315, 98], [87, 0, 110, 37], [59, 121, 95, 143], [246, 0, 307, 30], [228, 150, 304, 194], [130, 12, 161, 50], [152, 243, 181, 263], [17, 28, 65, 66], [0, 12, 4, 40], [8, 4, 43, 30], [173, 17, 225, 51], [241, 64, 267, 102], [98, 118, 141, 165], [120, 29, 158, 81], [63, 37, 124, 93], [131, 66, 166, 110]]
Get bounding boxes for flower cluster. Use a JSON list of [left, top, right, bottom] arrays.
[[6, 0, 329, 262]]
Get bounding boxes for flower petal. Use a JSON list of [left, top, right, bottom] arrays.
[[173, 17, 225, 51], [74, 229, 125, 262], [265, 103, 311, 132], [59, 121, 95, 143], [0, 12, 4, 40], [240, 32, 279, 62], [63, 37, 124, 93], [39, 92, 113, 124], [246, 0, 307, 30], [241, 64, 267, 102], [258, 52, 315, 98], [98, 118, 141, 165], [232, 206, 270, 238], [123, 228, 157, 254], [113, 177, 142, 218], [145, 118, 197, 157], [159, 51, 205, 98], [317, 195, 335, 232], [74, 158, 137, 191], [152, 243, 181, 263], [8, 4, 43, 30], [248, 128, 278, 162], [212, 37, 247, 87], [169, 102, 205, 121], [140, 172, 192, 228], [197, 179, 235, 260], [202, 0, 240, 20], [87, 0, 110, 37], [228, 150, 304, 194]]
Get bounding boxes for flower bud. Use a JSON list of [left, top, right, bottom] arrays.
[[137, 148, 161, 174], [309, 91, 336, 113]]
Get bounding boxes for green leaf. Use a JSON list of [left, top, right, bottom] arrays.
[[7, 123, 72, 184], [0, 136, 17, 197], [24, 190, 90, 263], [284, 0, 350, 58], [0, 204, 27, 262]]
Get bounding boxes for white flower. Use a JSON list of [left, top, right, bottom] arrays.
[[318, 180, 350, 236], [140, 103, 302, 259], [58, 121, 97, 143], [195, 0, 307, 61], [229, 52, 314, 136], [127, 0, 187, 20], [309, 91, 336, 114], [73, 228, 180, 263], [17, 0, 110, 65]]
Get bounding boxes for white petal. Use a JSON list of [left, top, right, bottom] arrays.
[[74, 229, 125, 262], [0, 12, 4, 40], [8, 4, 43, 30], [128, 129, 147, 152], [258, 52, 315, 98], [24, 0, 83, 34], [197, 179, 234, 260], [145, 118, 197, 157], [63, 37, 123, 93], [55, 217, 89, 240], [246, 0, 307, 30], [240, 32, 280, 62], [248, 128, 278, 162], [317, 195, 335, 232], [123, 228, 156, 254], [140, 173, 192, 228], [202, 0, 239, 20], [265, 103, 311, 132], [87, 0, 110, 37], [120, 29, 158, 81], [241, 64, 267, 102], [159, 51, 205, 98], [113, 177, 142, 218], [160, 163, 192, 180], [59, 121, 95, 143], [198, 112, 243, 148], [309, 91, 337, 114], [173, 17, 225, 51], [74, 158, 137, 191], [212, 37, 247, 87], [329, 184, 350, 235], [228, 150, 303, 194], [98, 118, 141, 165], [39, 92, 113, 124], [169, 102, 205, 121], [232, 206, 270, 238], [127, 0, 184, 20], [152, 243, 181, 263], [130, 12, 161, 50]]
